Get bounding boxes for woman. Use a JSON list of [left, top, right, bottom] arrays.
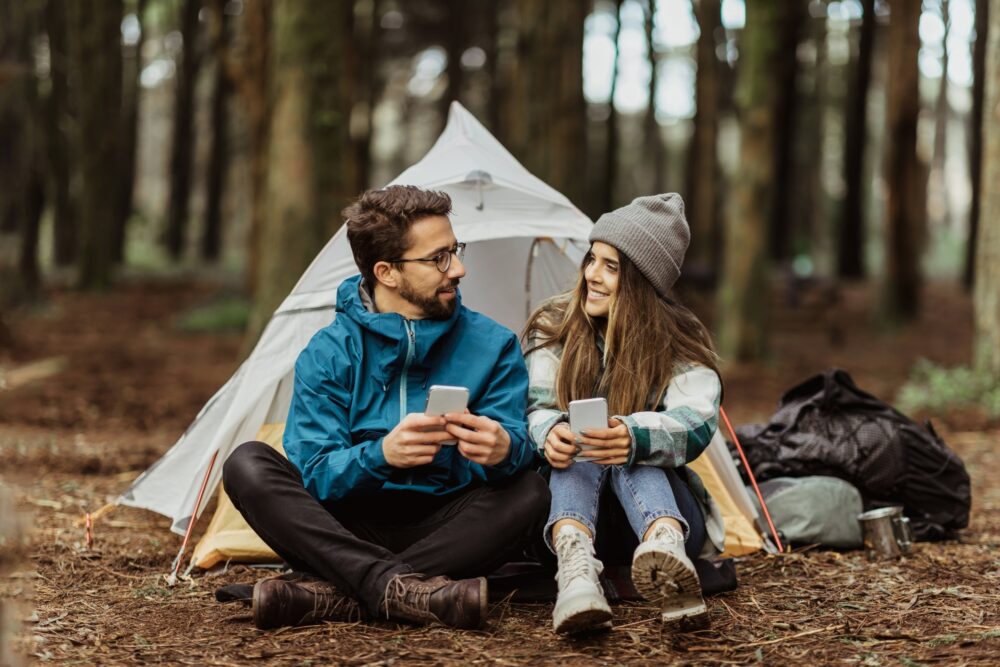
[[523, 193, 724, 634]]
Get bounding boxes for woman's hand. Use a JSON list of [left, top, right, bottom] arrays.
[[544, 423, 578, 469], [577, 418, 631, 465]]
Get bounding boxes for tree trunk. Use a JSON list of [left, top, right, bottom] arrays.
[[717, 1, 780, 362], [114, 0, 147, 264], [793, 4, 828, 269], [881, 0, 924, 322], [165, 0, 202, 261], [768, 2, 806, 262], [0, 0, 44, 301], [687, 0, 722, 269], [439, 0, 465, 134], [931, 0, 951, 229], [966, 0, 989, 290], [643, 0, 664, 195], [602, 0, 624, 213], [839, 0, 875, 279], [350, 0, 379, 190], [201, 0, 231, 262], [973, 0, 1000, 374], [45, 0, 76, 267], [235, 0, 271, 295], [499, 0, 588, 211], [244, 0, 357, 351], [71, 0, 123, 290]]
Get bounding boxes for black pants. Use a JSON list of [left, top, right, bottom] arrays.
[[223, 441, 551, 615]]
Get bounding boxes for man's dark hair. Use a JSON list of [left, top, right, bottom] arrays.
[[343, 186, 453, 289]]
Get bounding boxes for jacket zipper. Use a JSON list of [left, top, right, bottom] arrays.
[[401, 320, 416, 485]]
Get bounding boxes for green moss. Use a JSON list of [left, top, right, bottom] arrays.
[[175, 297, 250, 333], [897, 359, 1000, 418]]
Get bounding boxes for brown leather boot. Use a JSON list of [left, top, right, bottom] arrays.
[[252, 574, 362, 630], [381, 573, 487, 629]]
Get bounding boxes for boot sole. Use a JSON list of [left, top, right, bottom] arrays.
[[631, 548, 709, 632], [553, 589, 613, 635], [554, 607, 613, 635]]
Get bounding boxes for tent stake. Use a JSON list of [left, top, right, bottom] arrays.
[[167, 450, 219, 586], [720, 407, 785, 553]]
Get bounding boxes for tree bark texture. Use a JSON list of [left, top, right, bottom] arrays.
[[114, 0, 147, 264], [882, 0, 924, 322], [202, 0, 231, 262], [165, 0, 202, 261], [688, 0, 722, 269], [973, 0, 1000, 374], [602, 0, 624, 213], [717, 1, 780, 362], [235, 0, 271, 295], [643, 0, 664, 195], [932, 0, 951, 229], [71, 0, 123, 290], [499, 0, 588, 212], [0, 0, 44, 302], [839, 0, 876, 279], [768, 1, 806, 262], [966, 0, 989, 289], [245, 0, 357, 350], [44, 0, 76, 267]]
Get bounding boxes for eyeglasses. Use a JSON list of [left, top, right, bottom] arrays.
[[389, 243, 466, 273]]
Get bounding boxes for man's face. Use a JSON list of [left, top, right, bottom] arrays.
[[394, 215, 466, 320]]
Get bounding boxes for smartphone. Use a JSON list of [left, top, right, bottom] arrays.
[[425, 385, 469, 445], [569, 397, 608, 436]]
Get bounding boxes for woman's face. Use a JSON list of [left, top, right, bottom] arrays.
[[582, 242, 620, 319]]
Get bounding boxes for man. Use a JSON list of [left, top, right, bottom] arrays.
[[223, 186, 549, 631]]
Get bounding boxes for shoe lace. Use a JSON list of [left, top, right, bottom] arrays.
[[312, 587, 359, 623], [556, 530, 594, 584], [383, 573, 429, 619], [648, 523, 685, 545]]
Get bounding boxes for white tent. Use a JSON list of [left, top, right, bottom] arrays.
[[119, 102, 777, 571], [119, 102, 594, 537]]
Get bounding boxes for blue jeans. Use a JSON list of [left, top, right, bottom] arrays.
[[545, 462, 706, 562]]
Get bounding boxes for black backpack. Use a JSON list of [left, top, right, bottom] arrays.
[[732, 369, 971, 541]]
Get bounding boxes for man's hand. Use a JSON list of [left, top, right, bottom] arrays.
[[444, 412, 511, 466], [576, 418, 631, 465], [544, 423, 577, 470], [382, 413, 451, 468]]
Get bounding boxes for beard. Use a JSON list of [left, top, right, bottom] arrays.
[[399, 277, 459, 320]]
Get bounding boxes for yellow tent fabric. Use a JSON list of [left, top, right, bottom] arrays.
[[192, 424, 764, 569], [689, 454, 763, 557], [191, 424, 284, 569]]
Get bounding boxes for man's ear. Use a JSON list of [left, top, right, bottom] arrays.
[[372, 261, 399, 288]]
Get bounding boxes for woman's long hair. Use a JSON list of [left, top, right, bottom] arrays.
[[523, 246, 720, 415]]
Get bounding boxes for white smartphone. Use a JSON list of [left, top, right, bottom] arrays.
[[424, 385, 469, 445], [569, 397, 608, 436]]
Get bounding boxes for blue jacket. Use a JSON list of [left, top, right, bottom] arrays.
[[284, 275, 535, 502]]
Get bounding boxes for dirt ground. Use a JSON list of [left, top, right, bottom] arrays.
[[1, 278, 998, 665]]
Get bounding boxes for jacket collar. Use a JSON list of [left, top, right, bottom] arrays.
[[336, 275, 463, 370]]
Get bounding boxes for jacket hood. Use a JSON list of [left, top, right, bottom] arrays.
[[335, 275, 463, 371]]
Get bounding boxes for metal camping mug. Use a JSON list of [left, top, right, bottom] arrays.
[[857, 506, 914, 560]]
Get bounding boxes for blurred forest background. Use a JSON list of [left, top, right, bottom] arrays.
[[1, 0, 998, 386]]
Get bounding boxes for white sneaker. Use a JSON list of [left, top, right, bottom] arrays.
[[631, 523, 709, 630], [552, 525, 613, 634]]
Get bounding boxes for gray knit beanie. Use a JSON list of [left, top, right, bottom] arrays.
[[589, 193, 690, 299]]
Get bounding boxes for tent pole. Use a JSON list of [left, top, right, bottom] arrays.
[[167, 450, 219, 585], [720, 407, 785, 553]]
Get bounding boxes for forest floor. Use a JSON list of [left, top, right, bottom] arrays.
[[1, 277, 998, 665]]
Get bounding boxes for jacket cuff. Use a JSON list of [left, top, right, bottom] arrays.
[[361, 437, 393, 480], [615, 414, 641, 466]]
